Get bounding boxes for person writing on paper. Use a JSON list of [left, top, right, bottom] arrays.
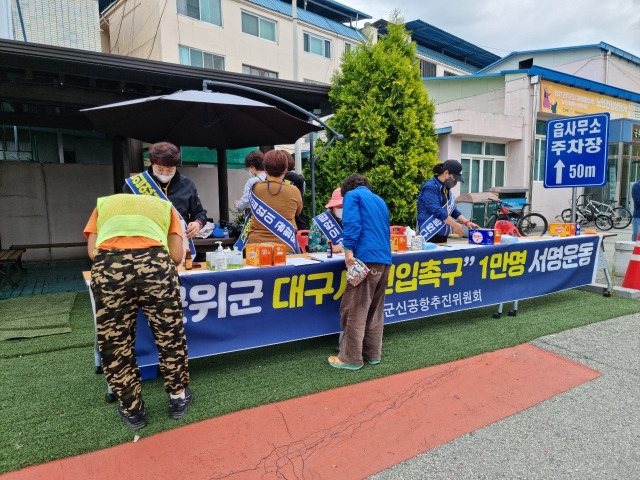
[[417, 159, 479, 244], [307, 188, 344, 254], [234, 150, 266, 215], [123, 142, 207, 239], [247, 149, 303, 251], [84, 193, 192, 431], [328, 173, 392, 370]]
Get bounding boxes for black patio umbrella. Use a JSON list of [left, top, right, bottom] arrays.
[[80, 90, 323, 149]]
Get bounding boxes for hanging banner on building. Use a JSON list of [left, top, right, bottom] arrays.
[[540, 80, 640, 120], [128, 236, 601, 379]]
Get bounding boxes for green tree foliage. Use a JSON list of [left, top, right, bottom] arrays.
[[311, 16, 439, 225]]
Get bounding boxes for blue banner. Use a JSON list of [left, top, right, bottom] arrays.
[[133, 236, 601, 379], [419, 195, 455, 241], [249, 190, 300, 253], [312, 210, 344, 245]]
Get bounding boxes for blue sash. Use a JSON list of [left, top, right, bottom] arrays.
[[233, 215, 251, 251], [312, 210, 344, 245], [125, 171, 196, 256], [249, 190, 300, 253], [419, 194, 456, 241]]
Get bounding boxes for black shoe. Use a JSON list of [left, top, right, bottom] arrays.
[[117, 403, 146, 430], [169, 386, 193, 419]]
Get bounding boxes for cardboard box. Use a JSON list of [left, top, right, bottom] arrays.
[[549, 223, 576, 237], [468, 228, 496, 245], [272, 243, 287, 266], [245, 243, 273, 267], [391, 234, 407, 253]]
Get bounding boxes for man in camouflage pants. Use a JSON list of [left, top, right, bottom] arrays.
[[85, 193, 192, 430]]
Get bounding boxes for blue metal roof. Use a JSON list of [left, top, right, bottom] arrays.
[[247, 0, 366, 42], [375, 19, 500, 70], [478, 42, 640, 73], [425, 65, 640, 104], [416, 45, 479, 74], [526, 65, 640, 103]]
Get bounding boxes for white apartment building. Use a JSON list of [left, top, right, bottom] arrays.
[[99, 0, 369, 85], [1, 0, 101, 51]]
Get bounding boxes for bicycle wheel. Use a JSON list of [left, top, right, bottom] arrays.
[[560, 209, 573, 222], [518, 213, 548, 236], [595, 214, 613, 231], [485, 215, 497, 229], [611, 207, 632, 229]]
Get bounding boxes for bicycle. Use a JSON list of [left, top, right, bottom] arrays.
[[485, 199, 549, 236], [593, 198, 632, 229], [560, 194, 614, 231]]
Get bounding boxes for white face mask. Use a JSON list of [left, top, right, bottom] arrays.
[[333, 208, 343, 219], [153, 169, 175, 183]]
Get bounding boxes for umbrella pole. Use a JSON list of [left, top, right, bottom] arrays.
[[217, 148, 229, 223], [310, 138, 316, 218]]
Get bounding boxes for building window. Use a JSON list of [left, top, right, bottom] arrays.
[[443, 70, 457, 76], [242, 64, 278, 79], [344, 42, 356, 54], [420, 59, 436, 77], [179, 45, 225, 70], [304, 32, 331, 59], [177, 0, 222, 26], [533, 136, 546, 182], [241, 11, 276, 42], [460, 140, 506, 194]]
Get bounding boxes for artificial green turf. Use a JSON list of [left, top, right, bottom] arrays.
[[0, 289, 638, 474]]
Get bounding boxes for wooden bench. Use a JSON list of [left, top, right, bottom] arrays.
[[0, 249, 26, 288]]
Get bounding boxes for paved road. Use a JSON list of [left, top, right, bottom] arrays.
[[369, 313, 640, 479], [370, 228, 639, 479]]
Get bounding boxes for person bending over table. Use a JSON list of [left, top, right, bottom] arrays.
[[84, 193, 192, 431], [123, 141, 207, 239], [328, 173, 392, 370], [417, 159, 479, 243], [247, 149, 303, 252]]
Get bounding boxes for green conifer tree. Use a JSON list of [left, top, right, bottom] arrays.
[[311, 14, 439, 226]]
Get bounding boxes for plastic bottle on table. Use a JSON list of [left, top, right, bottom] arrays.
[[185, 248, 193, 270], [223, 226, 229, 239], [494, 228, 502, 244], [213, 241, 227, 272], [327, 239, 333, 258], [575, 222, 581, 236]]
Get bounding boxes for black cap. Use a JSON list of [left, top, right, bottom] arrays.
[[442, 159, 464, 183]]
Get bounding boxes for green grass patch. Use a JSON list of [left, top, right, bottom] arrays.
[[0, 289, 638, 474]]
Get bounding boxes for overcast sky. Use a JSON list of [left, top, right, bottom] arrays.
[[343, 0, 640, 58]]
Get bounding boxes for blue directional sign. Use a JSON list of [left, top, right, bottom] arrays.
[[544, 113, 610, 188]]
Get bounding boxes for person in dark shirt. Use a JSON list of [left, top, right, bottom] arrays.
[[285, 154, 309, 230], [123, 142, 208, 239]]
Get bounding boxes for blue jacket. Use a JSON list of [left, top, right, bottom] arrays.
[[342, 186, 392, 265], [417, 176, 462, 228], [632, 180, 640, 219]]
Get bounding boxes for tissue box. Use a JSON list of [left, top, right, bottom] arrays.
[[468, 229, 495, 245], [549, 223, 576, 237], [271, 243, 287, 266]]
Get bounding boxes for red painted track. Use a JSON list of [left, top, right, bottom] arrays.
[[2, 343, 600, 480]]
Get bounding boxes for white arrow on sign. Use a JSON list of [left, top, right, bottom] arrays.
[[554, 159, 565, 184]]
